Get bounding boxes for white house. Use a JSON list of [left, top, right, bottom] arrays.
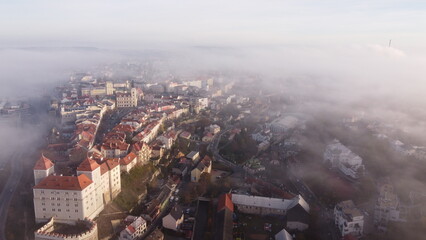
[[156, 135, 173, 150], [324, 139, 365, 179], [120, 152, 138, 173], [334, 200, 364, 237], [119, 216, 147, 240]]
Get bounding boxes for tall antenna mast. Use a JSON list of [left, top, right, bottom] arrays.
[[389, 39, 392, 48]]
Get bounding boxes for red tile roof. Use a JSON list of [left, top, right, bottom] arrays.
[[77, 157, 100, 172], [100, 159, 120, 175], [217, 193, 234, 212], [120, 152, 137, 165], [101, 140, 129, 151], [34, 174, 92, 191], [127, 225, 136, 234], [100, 162, 109, 175], [34, 155, 54, 170]]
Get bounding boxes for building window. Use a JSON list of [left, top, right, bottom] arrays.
[[42, 208, 46, 211], [75, 210, 78, 213]]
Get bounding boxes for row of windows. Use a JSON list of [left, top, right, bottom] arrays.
[[42, 202, 78, 207], [40, 190, 78, 195], [41, 197, 79, 201], [41, 208, 78, 213]]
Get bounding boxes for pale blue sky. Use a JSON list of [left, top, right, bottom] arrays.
[[0, 0, 425, 50]]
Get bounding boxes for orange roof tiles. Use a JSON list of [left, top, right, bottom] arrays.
[[120, 152, 137, 165], [101, 140, 129, 151], [34, 155, 54, 170], [77, 157, 100, 172], [217, 193, 234, 212], [34, 174, 92, 191], [100, 163, 109, 175], [127, 225, 136, 234], [100, 159, 120, 175]]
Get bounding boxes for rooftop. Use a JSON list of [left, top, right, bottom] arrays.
[[34, 155, 54, 170], [120, 152, 137, 165], [231, 194, 309, 212], [217, 193, 234, 213], [34, 174, 93, 191], [77, 157, 100, 172], [336, 200, 363, 219]]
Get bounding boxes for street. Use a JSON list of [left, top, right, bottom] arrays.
[[0, 152, 24, 240]]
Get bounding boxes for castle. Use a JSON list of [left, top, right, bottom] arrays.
[[33, 155, 121, 223]]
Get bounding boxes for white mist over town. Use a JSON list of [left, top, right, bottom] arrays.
[[1, 1, 426, 240]]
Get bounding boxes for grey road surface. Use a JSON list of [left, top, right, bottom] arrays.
[[0, 152, 24, 240]]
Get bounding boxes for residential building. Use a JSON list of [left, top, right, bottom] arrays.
[[101, 140, 129, 158], [334, 200, 364, 237], [120, 152, 138, 173], [156, 135, 173, 150], [162, 205, 184, 231], [206, 124, 221, 134], [231, 194, 309, 216], [119, 216, 147, 240], [186, 151, 200, 163], [116, 88, 138, 108], [190, 156, 212, 182], [374, 180, 406, 229], [202, 132, 214, 142], [132, 141, 151, 165], [179, 131, 191, 140], [286, 202, 310, 231], [324, 139, 365, 179]]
